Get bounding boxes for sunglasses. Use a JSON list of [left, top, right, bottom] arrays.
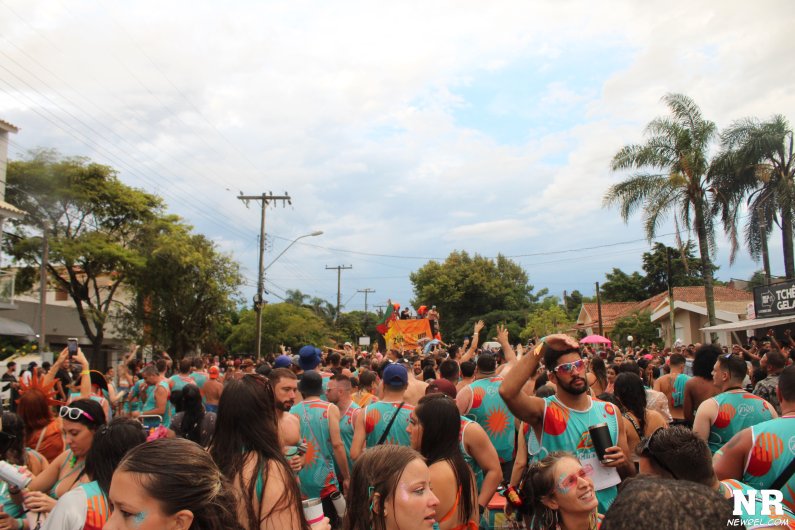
[[639, 428, 678, 479], [554, 359, 586, 375], [59, 406, 95, 423], [557, 464, 593, 492]]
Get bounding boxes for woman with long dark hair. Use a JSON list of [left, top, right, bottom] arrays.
[[12, 399, 106, 516], [409, 394, 477, 530], [1, 411, 48, 475], [170, 384, 216, 446], [587, 358, 608, 397], [105, 438, 242, 530], [42, 417, 147, 529], [613, 373, 667, 459], [208, 374, 310, 530], [343, 445, 439, 530]]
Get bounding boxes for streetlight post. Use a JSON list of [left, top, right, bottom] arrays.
[[255, 229, 323, 357], [264, 230, 323, 272]]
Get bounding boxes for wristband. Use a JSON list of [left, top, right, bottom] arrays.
[[81, 370, 90, 375]]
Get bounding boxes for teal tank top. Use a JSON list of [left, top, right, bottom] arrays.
[[290, 399, 340, 498], [363, 401, 414, 447], [191, 371, 208, 389], [142, 380, 173, 428], [337, 401, 360, 479], [528, 396, 621, 513], [168, 374, 195, 392], [459, 416, 484, 491], [466, 377, 516, 463], [708, 390, 775, 454], [743, 416, 795, 514], [671, 373, 690, 408]]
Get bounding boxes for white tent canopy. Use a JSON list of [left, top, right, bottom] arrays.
[[700, 314, 795, 332]]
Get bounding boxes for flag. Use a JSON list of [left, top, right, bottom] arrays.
[[376, 299, 397, 335]]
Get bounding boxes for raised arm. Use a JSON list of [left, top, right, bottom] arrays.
[[499, 333, 557, 426], [460, 321, 485, 363], [43, 348, 69, 388]]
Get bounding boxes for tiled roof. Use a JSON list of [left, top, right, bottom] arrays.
[[579, 286, 752, 330]]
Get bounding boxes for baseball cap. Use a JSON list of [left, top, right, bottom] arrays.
[[426, 378, 457, 399], [298, 345, 322, 371], [382, 363, 408, 388], [208, 366, 219, 379], [274, 355, 293, 369], [298, 370, 323, 396]]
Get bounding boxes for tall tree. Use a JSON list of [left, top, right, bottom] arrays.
[[710, 115, 795, 278], [125, 216, 242, 357], [284, 289, 310, 306], [641, 242, 703, 295], [604, 93, 719, 337], [5, 149, 160, 365], [410, 251, 538, 340], [600, 268, 647, 302]]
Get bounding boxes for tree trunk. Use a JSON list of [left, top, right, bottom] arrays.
[[694, 201, 718, 343], [91, 331, 105, 372], [781, 208, 795, 279]]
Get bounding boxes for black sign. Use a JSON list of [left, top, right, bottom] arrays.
[[753, 280, 795, 318]]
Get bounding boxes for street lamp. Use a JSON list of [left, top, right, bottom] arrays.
[[264, 230, 323, 271], [254, 230, 323, 358]]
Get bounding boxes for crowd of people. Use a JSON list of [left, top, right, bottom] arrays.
[[0, 323, 793, 529]]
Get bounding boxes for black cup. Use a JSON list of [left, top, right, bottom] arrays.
[[589, 423, 612, 461]]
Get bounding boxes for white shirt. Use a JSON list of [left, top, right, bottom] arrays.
[[41, 487, 87, 530]]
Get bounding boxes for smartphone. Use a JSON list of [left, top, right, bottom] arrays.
[[67, 338, 79, 357]]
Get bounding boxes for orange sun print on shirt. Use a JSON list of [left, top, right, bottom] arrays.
[[714, 403, 736, 429], [746, 432, 783, 477], [544, 402, 570, 436], [485, 407, 510, 438]]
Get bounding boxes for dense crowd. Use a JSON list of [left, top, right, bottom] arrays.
[[0, 321, 793, 529]]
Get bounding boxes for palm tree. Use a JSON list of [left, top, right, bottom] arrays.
[[709, 115, 795, 279], [604, 93, 719, 336], [284, 289, 310, 306]]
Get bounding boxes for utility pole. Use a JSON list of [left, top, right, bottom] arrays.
[[595, 282, 604, 337], [374, 305, 386, 317], [326, 265, 352, 323], [357, 288, 375, 314], [666, 246, 676, 347], [39, 223, 48, 353], [238, 192, 292, 358]]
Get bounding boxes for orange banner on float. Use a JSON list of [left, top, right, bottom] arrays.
[[384, 319, 433, 351]]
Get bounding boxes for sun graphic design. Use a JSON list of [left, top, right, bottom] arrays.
[[485, 408, 511, 438], [714, 403, 736, 429], [303, 439, 318, 468], [746, 432, 784, 477], [471, 387, 486, 409], [544, 402, 570, 436], [365, 409, 382, 434]]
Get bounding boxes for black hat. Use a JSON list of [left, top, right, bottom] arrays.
[[298, 370, 323, 396]]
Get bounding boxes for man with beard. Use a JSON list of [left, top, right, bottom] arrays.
[[269, 367, 303, 473], [325, 374, 360, 485], [499, 330, 635, 513]]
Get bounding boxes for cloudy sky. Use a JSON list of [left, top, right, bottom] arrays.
[[1, 1, 793, 311]]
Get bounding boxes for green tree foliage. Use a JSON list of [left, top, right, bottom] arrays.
[[410, 251, 539, 341], [5, 149, 160, 365], [600, 268, 647, 302], [125, 216, 242, 357], [610, 310, 660, 347], [224, 304, 333, 355], [520, 304, 572, 341], [605, 93, 719, 334], [641, 242, 703, 295], [710, 115, 795, 278]]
